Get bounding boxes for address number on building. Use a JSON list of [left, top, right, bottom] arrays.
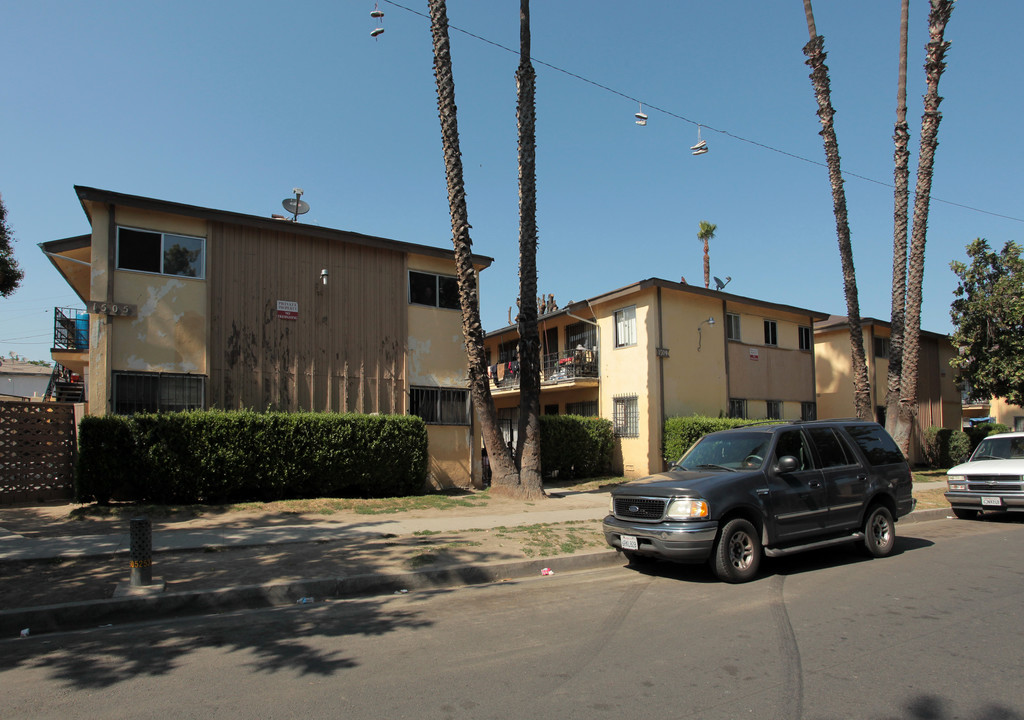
[[88, 301, 137, 317]]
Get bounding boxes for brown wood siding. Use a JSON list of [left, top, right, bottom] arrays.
[[207, 222, 407, 413], [727, 344, 815, 402]]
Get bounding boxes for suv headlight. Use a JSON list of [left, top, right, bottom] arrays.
[[947, 474, 967, 491], [665, 498, 709, 520]]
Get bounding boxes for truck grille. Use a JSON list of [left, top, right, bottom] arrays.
[[613, 497, 667, 521], [967, 476, 1023, 492]]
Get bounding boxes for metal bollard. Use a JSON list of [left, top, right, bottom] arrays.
[[129, 516, 153, 587]]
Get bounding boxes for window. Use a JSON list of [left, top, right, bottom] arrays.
[[766, 400, 782, 420], [544, 404, 559, 415], [726, 313, 741, 341], [801, 402, 817, 421], [113, 371, 205, 414], [117, 227, 205, 278], [728, 398, 747, 419], [874, 336, 891, 359], [614, 306, 636, 348], [612, 394, 639, 437], [409, 386, 470, 425], [1015, 417, 1024, 432], [566, 320, 597, 352], [843, 424, 905, 466], [773, 429, 814, 471], [799, 326, 812, 351], [808, 427, 853, 468], [763, 320, 778, 346], [566, 400, 598, 417], [409, 271, 460, 310]]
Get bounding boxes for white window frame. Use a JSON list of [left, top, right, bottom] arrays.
[[763, 320, 778, 347], [408, 270, 460, 310], [799, 326, 812, 351], [116, 226, 206, 279], [726, 313, 741, 341], [614, 306, 637, 348]]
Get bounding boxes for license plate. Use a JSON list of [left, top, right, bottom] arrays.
[[620, 534, 639, 550], [982, 496, 1003, 507]]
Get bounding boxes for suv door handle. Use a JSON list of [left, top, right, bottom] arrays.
[[809, 480, 822, 489]]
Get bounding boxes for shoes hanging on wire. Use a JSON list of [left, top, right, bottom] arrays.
[[370, 2, 384, 37], [691, 125, 708, 155], [635, 103, 648, 127]]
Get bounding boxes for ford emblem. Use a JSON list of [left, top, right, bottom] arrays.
[[628, 505, 640, 513]]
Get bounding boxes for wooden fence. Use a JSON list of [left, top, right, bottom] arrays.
[[0, 401, 80, 505]]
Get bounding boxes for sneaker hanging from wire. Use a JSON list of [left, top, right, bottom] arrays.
[[692, 146, 708, 156], [690, 139, 707, 151]]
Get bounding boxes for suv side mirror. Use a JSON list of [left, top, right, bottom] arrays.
[[776, 455, 799, 473]]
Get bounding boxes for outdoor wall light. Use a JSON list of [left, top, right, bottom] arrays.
[[697, 316, 715, 352], [320, 268, 328, 286]]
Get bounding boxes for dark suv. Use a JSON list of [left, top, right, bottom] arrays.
[[603, 420, 915, 583]]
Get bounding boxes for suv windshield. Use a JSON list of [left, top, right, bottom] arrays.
[[676, 431, 772, 472], [972, 436, 1024, 461]]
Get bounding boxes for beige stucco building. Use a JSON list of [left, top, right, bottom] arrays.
[[41, 186, 490, 488], [485, 279, 828, 478], [813, 315, 962, 462]]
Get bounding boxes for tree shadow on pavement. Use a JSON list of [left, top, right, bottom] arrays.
[[1, 592, 439, 689]]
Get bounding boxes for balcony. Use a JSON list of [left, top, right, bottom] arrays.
[[53, 307, 89, 351], [490, 349, 599, 393]]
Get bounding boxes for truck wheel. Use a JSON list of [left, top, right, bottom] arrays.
[[952, 508, 979, 520], [863, 505, 896, 558], [712, 518, 761, 583]]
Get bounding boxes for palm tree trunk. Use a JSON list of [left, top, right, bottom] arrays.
[[427, 0, 518, 488], [894, 0, 955, 457], [513, 0, 544, 499], [803, 0, 872, 420], [885, 0, 910, 439]]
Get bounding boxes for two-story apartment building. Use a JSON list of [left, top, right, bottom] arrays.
[[485, 279, 828, 477], [814, 315, 961, 461], [40, 186, 491, 488]]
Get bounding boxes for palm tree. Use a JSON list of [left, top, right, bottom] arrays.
[[513, 0, 544, 498], [892, 0, 955, 456], [802, 0, 872, 420], [885, 0, 911, 439], [427, 0, 520, 492], [697, 221, 716, 289]]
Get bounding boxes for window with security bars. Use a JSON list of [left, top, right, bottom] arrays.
[[728, 398, 747, 419], [612, 394, 639, 437], [801, 401, 817, 421], [766, 400, 782, 419], [566, 320, 597, 352], [566, 400, 599, 417], [113, 372, 205, 414], [409, 386, 470, 425]]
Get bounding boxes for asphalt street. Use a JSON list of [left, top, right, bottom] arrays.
[[3, 515, 1023, 720]]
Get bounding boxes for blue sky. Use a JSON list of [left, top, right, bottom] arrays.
[[2, 1, 1021, 364]]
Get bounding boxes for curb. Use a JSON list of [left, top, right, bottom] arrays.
[[1, 550, 626, 638]]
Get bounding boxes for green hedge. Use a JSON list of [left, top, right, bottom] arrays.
[[662, 415, 767, 466], [76, 410, 429, 504], [921, 426, 971, 468], [539, 415, 613, 479]]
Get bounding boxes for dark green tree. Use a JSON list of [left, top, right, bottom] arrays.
[[0, 194, 25, 298], [949, 239, 1024, 406]]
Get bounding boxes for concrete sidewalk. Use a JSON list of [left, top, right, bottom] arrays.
[[0, 490, 951, 638]]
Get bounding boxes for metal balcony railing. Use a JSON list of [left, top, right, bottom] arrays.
[[490, 349, 599, 390], [53, 307, 89, 351]]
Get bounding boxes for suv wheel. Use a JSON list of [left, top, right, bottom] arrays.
[[712, 518, 761, 583], [952, 508, 980, 520], [863, 505, 896, 558]]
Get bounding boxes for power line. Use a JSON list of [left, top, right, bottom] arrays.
[[381, 0, 1024, 225]]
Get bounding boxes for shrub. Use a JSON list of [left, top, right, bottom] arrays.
[[922, 426, 971, 468], [539, 415, 613, 479], [76, 410, 429, 504]]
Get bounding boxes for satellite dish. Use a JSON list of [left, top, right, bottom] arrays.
[[282, 188, 309, 221], [714, 276, 732, 291]]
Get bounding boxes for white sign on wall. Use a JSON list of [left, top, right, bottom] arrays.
[[277, 300, 298, 320]]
